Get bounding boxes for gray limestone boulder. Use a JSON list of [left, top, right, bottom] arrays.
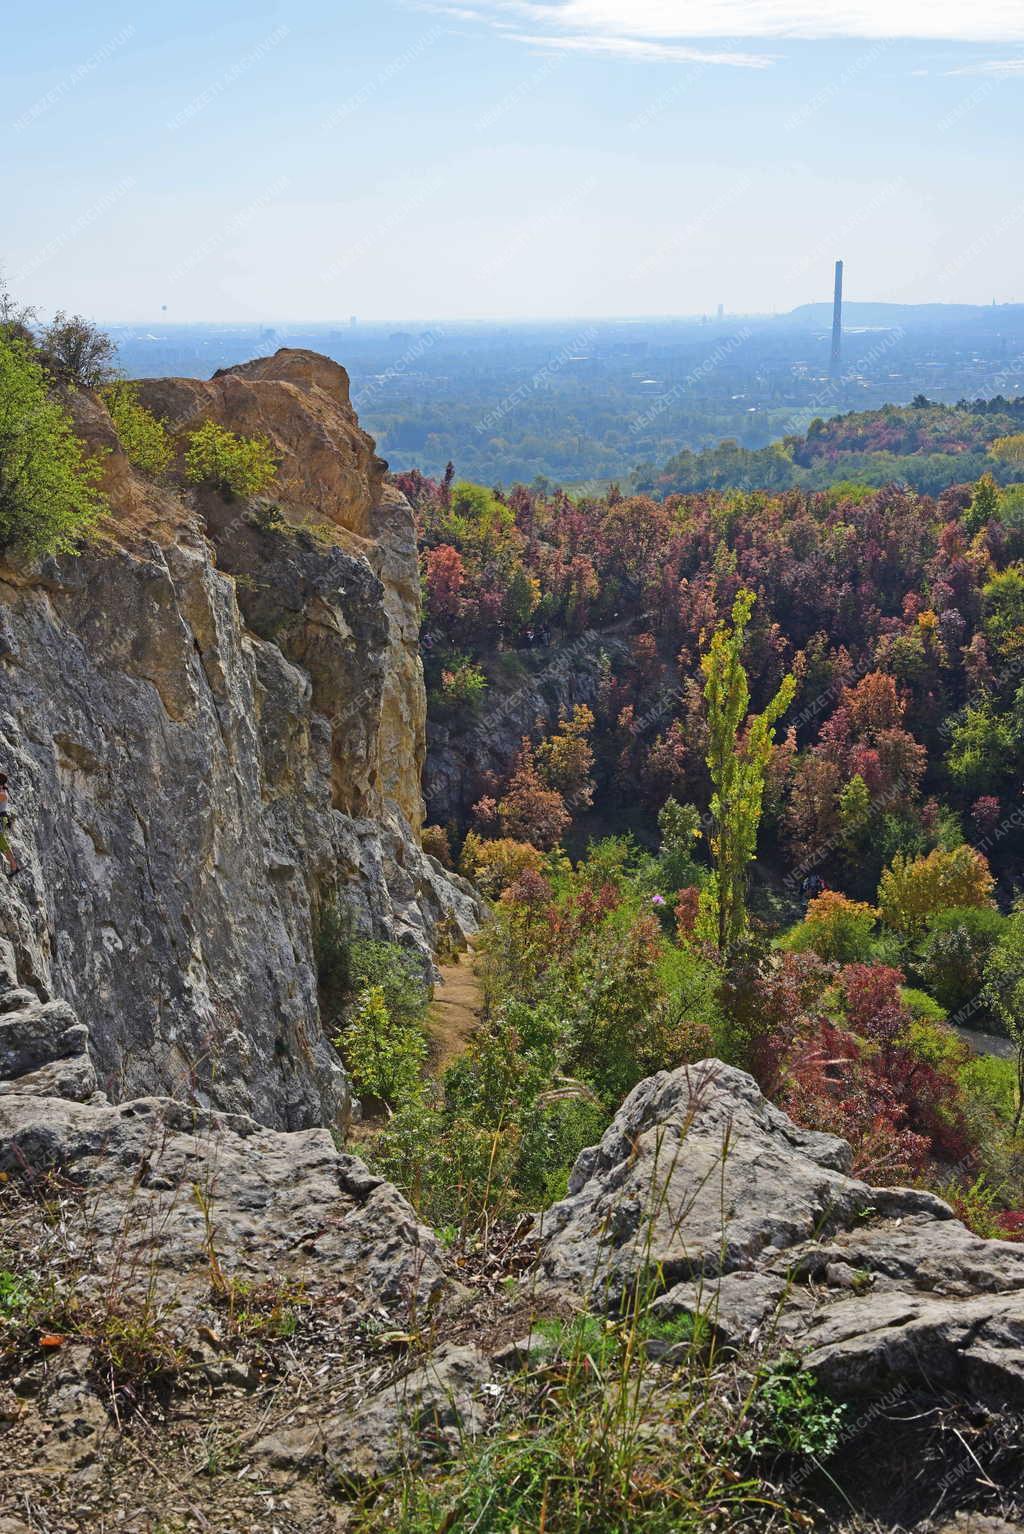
[[536, 1059, 1024, 1408]]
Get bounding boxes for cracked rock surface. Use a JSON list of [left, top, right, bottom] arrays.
[[537, 1059, 1024, 1405]]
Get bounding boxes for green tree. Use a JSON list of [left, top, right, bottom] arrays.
[[0, 333, 106, 556], [336, 983, 427, 1113], [946, 698, 1019, 793], [983, 910, 1024, 1132], [101, 381, 172, 476], [837, 772, 871, 854], [963, 472, 1001, 536], [982, 565, 1024, 658], [39, 312, 117, 388], [700, 589, 796, 956], [184, 420, 277, 499]]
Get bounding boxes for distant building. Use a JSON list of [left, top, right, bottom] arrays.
[[350, 315, 357, 328], [830, 260, 844, 377], [717, 303, 725, 321]]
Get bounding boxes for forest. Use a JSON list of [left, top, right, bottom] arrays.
[[344, 453, 1024, 1248]]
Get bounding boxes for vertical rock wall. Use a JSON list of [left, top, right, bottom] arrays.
[[0, 352, 478, 1129]]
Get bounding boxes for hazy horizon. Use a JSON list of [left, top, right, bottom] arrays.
[[100, 298, 1024, 330]]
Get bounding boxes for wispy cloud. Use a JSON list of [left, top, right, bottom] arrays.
[[950, 56, 1024, 74], [446, 0, 1024, 49], [506, 30, 771, 64]]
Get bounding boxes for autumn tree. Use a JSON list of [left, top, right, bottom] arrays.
[[877, 844, 995, 938], [496, 739, 570, 850], [534, 705, 595, 809], [423, 543, 466, 628], [701, 588, 796, 956]]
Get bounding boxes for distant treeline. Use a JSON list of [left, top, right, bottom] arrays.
[[642, 397, 1024, 497]]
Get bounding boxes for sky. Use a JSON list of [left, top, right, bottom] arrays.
[[4, 0, 1024, 323]]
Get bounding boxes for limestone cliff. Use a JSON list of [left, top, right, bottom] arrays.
[[0, 350, 479, 1131]]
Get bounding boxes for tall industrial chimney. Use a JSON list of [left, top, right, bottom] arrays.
[[830, 259, 844, 378]]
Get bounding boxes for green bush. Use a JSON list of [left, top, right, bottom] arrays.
[[336, 983, 427, 1112], [958, 1054, 1019, 1127], [101, 381, 172, 476], [437, 654, 488, 710], [917, 906, 1007, 1015], [655, 798, 707, 893], [348, 939, 429, 1029], [0, 333, 106, 556], [328, 936, 432, 1113], [184, 420, 277, 499], [902, 1014, 968, 1078], [900, 987, 948, 1026], [782, 893, 879, 965]]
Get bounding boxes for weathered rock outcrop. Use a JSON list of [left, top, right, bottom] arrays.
[[0, 1086, 452, 1313], [536, 1059, 1024, 1407], [0, 351, 479, 1129]]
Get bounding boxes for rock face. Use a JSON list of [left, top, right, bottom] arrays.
[[425, 629, 627, 827], [0, 351, 480, 1129], [537, 1059, 1024, 1406]]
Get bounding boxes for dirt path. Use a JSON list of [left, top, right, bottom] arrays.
[[957, 1024, 1016, 1060], [426, 943, 484, 1074]]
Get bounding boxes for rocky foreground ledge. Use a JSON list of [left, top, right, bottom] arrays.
[[3, 1053, 1024, 1530]]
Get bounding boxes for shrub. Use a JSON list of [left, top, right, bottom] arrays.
[[935, 1173, 1011, 1242], [839, 963, 911, 1045], [878, 844, 995, 937], [459, 831, 542, 898], [674, 885, 701, 938], [657, 797, 707, 893], [958, 1053, 1018, 1126], [184, 420, 277, 499], [437, 655, 487, 710], [0, 333, 106, 555], [785, 890, 879, 964], [336, 983, 427, 1112], [421, 824, 453, 867], [901, 1012, 968, 1079], [916, 906, 1007, 1015], [38, 311, 116, 387], [742, 1354, 846, 1459], [348, 938, 429, 1030], [899, 987, 948, 1027], [101, 381, 172, 475]]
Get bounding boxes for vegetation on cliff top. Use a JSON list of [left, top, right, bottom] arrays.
[[0, 286, 279, 557], [0, 331, 107, 556]]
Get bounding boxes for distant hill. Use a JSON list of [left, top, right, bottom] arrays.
[[786, 301, 1024, 330], [645, 396, 1024, 498]]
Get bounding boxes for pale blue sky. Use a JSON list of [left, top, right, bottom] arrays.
[[4, 1, 1023, 322]]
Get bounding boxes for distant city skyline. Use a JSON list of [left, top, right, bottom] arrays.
[[5, 1, 1024, 323]]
